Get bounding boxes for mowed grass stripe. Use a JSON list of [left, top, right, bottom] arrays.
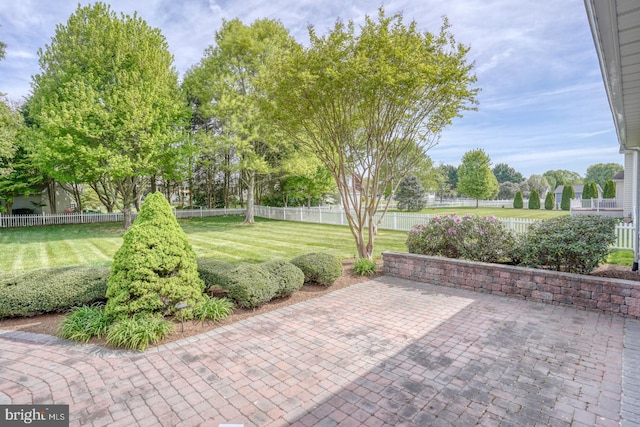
[[0, 215, 409, 272]]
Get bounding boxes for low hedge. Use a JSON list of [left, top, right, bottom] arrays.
[[262, 260, 304, 298], [291, 253, 343, 286], [219, 264, 278, 308], [197, 258, 234, 289], [0, 267, 110, 319]]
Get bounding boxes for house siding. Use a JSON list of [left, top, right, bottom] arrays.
[[625, 152, 634, 218]]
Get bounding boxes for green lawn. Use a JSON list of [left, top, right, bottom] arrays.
[[0, 216, 408, 272], [406, 207, 569, 220]]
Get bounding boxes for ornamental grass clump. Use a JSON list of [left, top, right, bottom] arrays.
[[105, 192, 205, 319], [406, 214, 516, 263]]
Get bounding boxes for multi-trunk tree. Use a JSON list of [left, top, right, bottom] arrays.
[[28, 3, 188, 228], [261, 8, 478, 259]]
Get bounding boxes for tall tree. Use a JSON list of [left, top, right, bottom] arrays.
[[28, 3, 188, 228], [262, 8, 478, 259], [184, 18, 297, 223], [492, 163, 524, 184], [395, 174, 426, 212], [543, 169, 582, 191], [497, 181, 520, 200], [519, 174, 550, 198], [457, 149, 498, 207], [585, 163, 623, 189], [0, 97, 21, 177]]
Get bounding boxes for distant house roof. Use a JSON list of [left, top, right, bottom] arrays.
[[554, 185, 585, 194], [554, 184, 603, 196], [613, 170, 624, 180]]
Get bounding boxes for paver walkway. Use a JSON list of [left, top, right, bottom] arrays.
[[1, 276, 639, 426]]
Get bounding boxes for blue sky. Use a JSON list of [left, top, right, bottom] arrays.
[[0, 0, 622, 178]]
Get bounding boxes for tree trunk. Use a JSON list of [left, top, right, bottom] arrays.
[[244, 170, 255, 224], [46, 178, 57, 214], [123, 205, 133, 230], [151, 175, 157, 193]]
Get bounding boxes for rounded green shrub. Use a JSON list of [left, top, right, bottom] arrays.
[[513, 191, 523, 209], [197, 258, 234, 289], [519, 215, 618, 274], [528, 189, 540, 210], [0, 266, 109, 319], [105, 192, 205, 319], [218, 264, 278, 308], [262, 259, 304, 298], [544, 192, 555, 210], [290, 253, 343, 286]]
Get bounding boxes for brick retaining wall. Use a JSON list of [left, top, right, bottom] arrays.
[[382, 252, 640, 318]]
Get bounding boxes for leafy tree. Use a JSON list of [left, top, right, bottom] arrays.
[[513, 191, 524, 209], [519, 174, 550, 198], [434, 163, 458, 201], [28, 3, 188, 228], [603, 179, 616, 199], [457, 149, 498, 207], [105, 192, 205, 319], [492, 163, 524, 184], [395, 174, 426, 211], [441, 164, 459, 189], [585, 163, 623, 189], [543, 169, 582, 191], [185, 18, 297, 223], [497, 181, 520, 200], [561, 185, 575, 211], [581, 181, 598, 200], [0, 147, 43, 214], [528, 189, 540, 210], [0, 98, 21, 177], [544, 192, 555, 210], [277, 151, 336, 207], [261, 8, 478, 259]]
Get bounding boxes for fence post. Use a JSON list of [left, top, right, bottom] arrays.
[[300, 207, 303, 222], [319, 207, 322, 223], [393, 212, 397, 230]]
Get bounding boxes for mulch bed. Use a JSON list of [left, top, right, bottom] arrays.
[[1, 260, 637, 348]]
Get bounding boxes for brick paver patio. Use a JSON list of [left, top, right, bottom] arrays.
[[1, 276, 639, 426]]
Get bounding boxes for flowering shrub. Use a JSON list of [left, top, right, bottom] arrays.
[[406, 214, 516, 263]]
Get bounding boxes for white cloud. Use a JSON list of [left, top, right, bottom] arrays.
[[0, 0, 621, 177]]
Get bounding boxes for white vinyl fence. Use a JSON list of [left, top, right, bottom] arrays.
[[1, 206, 636, 250], [0, 208, 244, 228], [254, 206, 636, 251]]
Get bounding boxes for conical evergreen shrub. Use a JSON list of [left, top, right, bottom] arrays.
[[105, 192, 205, 318], [561, 185, 574, 211], [603, 179, 616, 199], [528, 189, 540, 210], [513, 191, 524, 209], [544, 192, 555, 210]]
